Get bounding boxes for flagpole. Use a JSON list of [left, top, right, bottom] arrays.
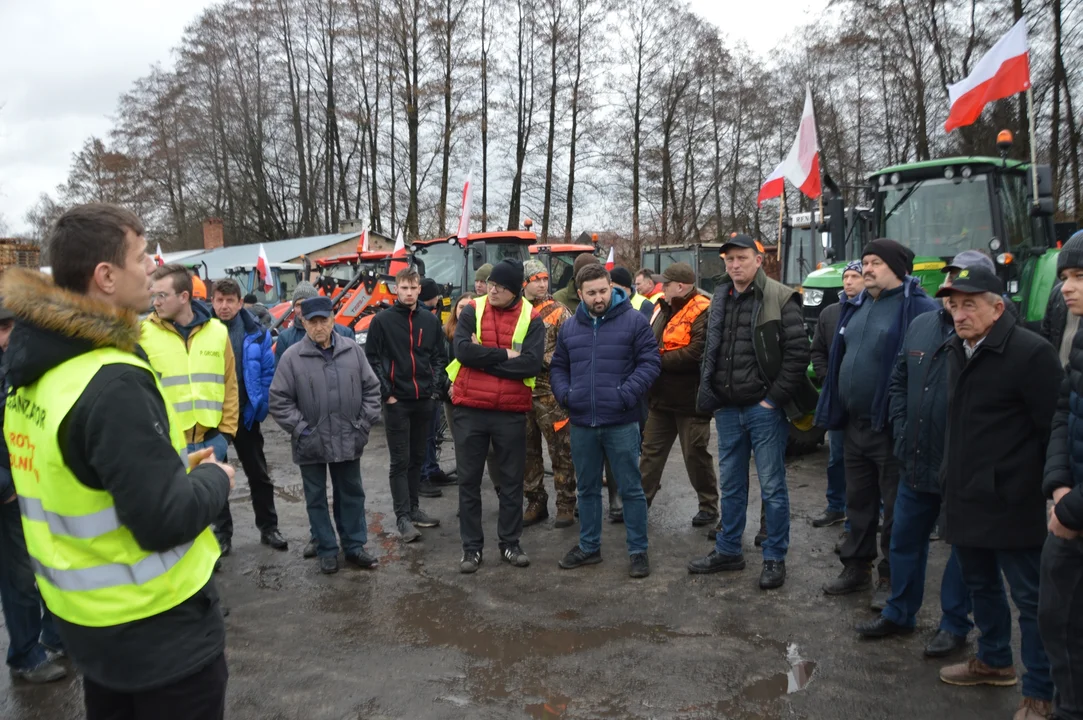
[[1026, 87, 1040, 209], [777, 187, 786, 261]]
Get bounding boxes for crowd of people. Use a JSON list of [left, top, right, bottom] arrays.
[[0, 202, 1079, 720]]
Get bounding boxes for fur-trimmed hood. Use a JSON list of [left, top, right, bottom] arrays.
[[0, 268, 143, 389]]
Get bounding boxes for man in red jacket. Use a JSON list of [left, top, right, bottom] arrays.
[[448, 259, 544, 574]]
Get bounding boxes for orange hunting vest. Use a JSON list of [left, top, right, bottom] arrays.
[[661, 294, 710, 352]]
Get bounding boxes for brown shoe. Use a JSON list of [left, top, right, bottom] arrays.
[[523, 499, 549, 526], [939, 657, 1018, 687], [554, 506, 575, 529], [1013, 697, 1052, 720]]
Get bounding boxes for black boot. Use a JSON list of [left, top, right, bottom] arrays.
[[822, 565, 872, 595]]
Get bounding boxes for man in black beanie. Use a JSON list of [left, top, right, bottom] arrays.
[[447, 258, 545, 573], [610, 265, 654, 321], [817, 238, 939, 607]]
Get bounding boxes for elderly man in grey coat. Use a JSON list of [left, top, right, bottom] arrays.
[[270, 296, 382, 574]]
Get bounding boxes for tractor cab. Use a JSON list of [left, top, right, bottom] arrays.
[[224, 263, 303, 307], [640, 244, 726, 295], [530, 243, 600, 295], [412, 231, 535, 299]]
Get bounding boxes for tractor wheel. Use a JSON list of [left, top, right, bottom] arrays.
[[787, 413, 825, 457]]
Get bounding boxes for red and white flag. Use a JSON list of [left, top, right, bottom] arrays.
[[605, 246, 615, 271], [780, 85, 821, 200], [154, 243, 164, 266], [757, 161, 786, 207], [389, 228, 408, 275], [360, 227, 369, 253], [456, 169, 474, 246], [256, 243, 273, 292], [945, 17, 1031, 133]]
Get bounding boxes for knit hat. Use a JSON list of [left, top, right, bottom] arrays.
[[488, 259, 525, 294], [843, 260, 863, 277], [292, 280, 319, 303], [1057, 230, 1083, 275], [572, 253, 599, 279], [943, 249, 995, 275], [419, 278, 441, 302], [610, 266, 634, 289], [523, 259, 549, 282], [474, 263, 494, 283], [662, 262, 696, 284], [861, 239, 914, 281]]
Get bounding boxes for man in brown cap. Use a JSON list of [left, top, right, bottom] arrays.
[[553, 253, 600, 314], [639, 262, 718, 526]]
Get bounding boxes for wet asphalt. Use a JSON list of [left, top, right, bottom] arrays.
[[0, 422, 1027, 719]]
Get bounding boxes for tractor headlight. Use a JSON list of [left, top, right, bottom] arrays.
[[803, 289, 824, 307], [355, 331, 367, 346]]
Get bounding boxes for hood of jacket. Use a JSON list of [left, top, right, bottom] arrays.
[[574, 286, 631, 326], [149, 298, 213, 338], [1, 269, 143, 389]]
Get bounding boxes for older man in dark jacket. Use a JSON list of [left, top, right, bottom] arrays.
[[936, 268, 1061, 719], [688, 234, 816, 591], [269, 297, 382, 575], [1040, 234, 1083, 720], [551, 263, 660, 579]]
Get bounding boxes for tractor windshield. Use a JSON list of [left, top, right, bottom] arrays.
[[785, 226, 820, 286], [227, 267, 300, 306], [878, 176, 994, 259], [696, 249, 724, 294], [657, 249, 694, 275], [550, 254, 577, 294]]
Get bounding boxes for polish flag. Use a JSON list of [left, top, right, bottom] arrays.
[[389, 228, 408, 275], [359, 227, 369, 253], [945, 18, 1031, 133], [605, 246, 615, 271], [154, 243, 164, 266], [757, 161, 786, 207], [781, 85, 821, 200], [456, 169, 474, 246], [256, 243, 273, 292]]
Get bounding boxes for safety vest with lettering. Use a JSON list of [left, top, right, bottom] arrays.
[[140, 318, 229, 431], [446, 296, 535, 389], [661, 294, 711, 352], [6, 348, 220, 627]]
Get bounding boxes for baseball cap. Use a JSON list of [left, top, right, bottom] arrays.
[[720, 233, 765, 254], [941, 249, 995, 275], [935, 266, 1004, 297], [300, 296, 334, 319]]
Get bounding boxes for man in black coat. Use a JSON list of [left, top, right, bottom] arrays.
[[936, 267, 1061, 719]]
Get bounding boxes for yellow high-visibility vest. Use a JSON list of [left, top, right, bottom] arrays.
[[140, 318, 229, 431], [6, 347, 220, 627], [629, 293, 649, 310], [446, 296, 535, 388]]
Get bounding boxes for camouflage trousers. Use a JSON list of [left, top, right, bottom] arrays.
[[524, 394, 576, 510]]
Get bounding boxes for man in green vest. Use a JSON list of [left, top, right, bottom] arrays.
[[141, 264, 240, 554], [1, 203, 234, 719]]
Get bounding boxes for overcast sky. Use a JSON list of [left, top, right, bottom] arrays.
[[0, 0, 823, 234]]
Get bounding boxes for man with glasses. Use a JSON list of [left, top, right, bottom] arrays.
[[447, 259, 544, 573], [141, 264, 240, 553]]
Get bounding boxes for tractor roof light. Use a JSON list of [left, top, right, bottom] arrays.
[[961, 165, 973, 179], [878, 175, 887, 187], [996, 252, 1014, 265], [997, 129, 1014, 153], [890, 173, 901, 185], [944, 167, 955, 180]]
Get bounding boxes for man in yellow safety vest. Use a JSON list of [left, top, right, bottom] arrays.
[[1, 203, 234, 719], [141, 263, 240, 555]]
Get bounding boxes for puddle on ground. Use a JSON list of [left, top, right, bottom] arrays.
[[366, 511, 403, 563], [553, 609, 580, 621], [524, 694, 570, 719], [713, 643, 817, 718], [273, 483, 306, 503]]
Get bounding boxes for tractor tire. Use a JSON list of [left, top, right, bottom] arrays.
[[786, 413, 825, 457]]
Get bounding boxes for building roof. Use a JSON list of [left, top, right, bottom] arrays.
[[182, 232, 361, 280]]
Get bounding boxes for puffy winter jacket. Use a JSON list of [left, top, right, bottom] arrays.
[[451, 297, 544, 413], [1040, 282, 1070, 358], [365, 301, 448, 402], [223, 308, 275, 431], [887, 308, 954, 494], [1044, 328, 1083, 532], [551, 287, 661, 427], [810, 296, 846, 384]]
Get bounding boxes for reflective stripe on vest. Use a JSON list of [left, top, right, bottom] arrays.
[[446, 297, 536, 388], [139, 318, 229, 431], [662, 294, 711, 352], [5, 347, 220, 627]]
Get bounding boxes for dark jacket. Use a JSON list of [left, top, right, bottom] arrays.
[[365, 301, 448, 402], [1040, 282, 1068, 353], [649, 290, 709, 416], [274, 322, 354, 365], [553, 281, 580, 314], [1043, 328, 1083, 531], [551, 287, 661, 427], [941, 312, 1063, 549], [815, 276, 939, 432], [697, 268, 816, 420], [0, 268, 230, 693], [887, 308, 954, 494], [0, 349, 12, 503], [269, 333, 382, 465], [222, 308, 274, 431], [810, 296, 847, 384]]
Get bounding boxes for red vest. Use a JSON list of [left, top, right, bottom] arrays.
[[453, 299, 534, 413]]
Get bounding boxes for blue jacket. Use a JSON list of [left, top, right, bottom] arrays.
[[815, 276, 938, 432], [231, 309, 275, 430], [887, 308, 953, 494], [551, 287, 661, 427]]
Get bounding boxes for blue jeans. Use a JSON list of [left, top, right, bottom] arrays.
[[300, 461, 368, 558], [0, 499, 62, 670], [826, 429, 846, 513], [188, 433, 229, 463], [714, 404, 790, 561], [955, 544, 1053, 701], [570, 423, 648, 555], [881, 482, 973, 637], [421, 403, 441, 480]]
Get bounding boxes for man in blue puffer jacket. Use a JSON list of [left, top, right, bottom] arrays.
[[551, 263, 660, 579], [212, 279, 287, 553]]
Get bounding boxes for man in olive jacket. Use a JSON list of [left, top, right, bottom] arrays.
[[270, 297, 382, 575]]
